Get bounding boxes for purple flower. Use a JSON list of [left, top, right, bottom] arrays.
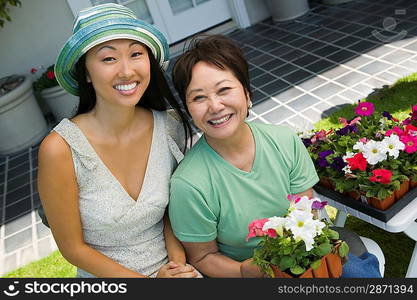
[[402, 118, 411, 126], [317, 157, 329, 168], [302, 138, 312, 147], [382, 111, 392, 120], [312, 200, 328, 210], [318, 150, 334, 158], [336, 126, 349, 136], [349, 124, 358, 133], [330, 156, 346, 174]]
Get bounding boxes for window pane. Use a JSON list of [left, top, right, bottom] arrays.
[[196, 0, 210, 5], [169, 0, 193, 15], [89, 0, 153, 24]]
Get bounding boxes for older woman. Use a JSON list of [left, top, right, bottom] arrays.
[[38, 3, 199, 278], [168, 35, 382, 278]]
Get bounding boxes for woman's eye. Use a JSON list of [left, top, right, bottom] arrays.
[[132, 52, 142, 57], [102, 57, 115, 62], [192, 95, 205, 102], [218, 87, 231, 94]]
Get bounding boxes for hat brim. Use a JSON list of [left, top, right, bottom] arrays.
[[55, 18, 169, 96]]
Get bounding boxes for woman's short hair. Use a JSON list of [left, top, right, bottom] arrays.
[[172, 34, 251, 114]]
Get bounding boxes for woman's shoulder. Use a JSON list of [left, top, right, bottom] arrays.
[[249, 121, 298, 141], [38, 131, 72, 162]]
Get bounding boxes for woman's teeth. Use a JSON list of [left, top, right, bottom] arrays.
[[114, 82, 137, 91], [209, 114, 231, 125]]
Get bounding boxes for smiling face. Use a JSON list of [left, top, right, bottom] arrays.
[[85, 39, 151, 108], [186, 61, 250, 143]]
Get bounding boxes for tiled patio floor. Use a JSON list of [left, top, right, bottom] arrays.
[[2, 0, 417, 275]]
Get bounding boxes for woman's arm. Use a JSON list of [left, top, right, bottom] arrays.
[[163, 213, 186, 265], [38, 132, 147, 278], [181, 240, 243, 277]]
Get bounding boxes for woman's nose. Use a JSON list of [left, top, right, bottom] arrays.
[[208, 96, 225, 113], [118, 58, 134, 78]]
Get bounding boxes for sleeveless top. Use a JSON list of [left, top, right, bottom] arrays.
[[53, 110, 185, 277]]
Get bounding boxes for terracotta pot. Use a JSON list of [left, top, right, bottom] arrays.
[[319, 177, 334, 190], [368, 193, 395, 211], [394, 179, 410, 201], [410, 179, 417, 189], [271, 253, 342, 278], [347, 190, 360, 201]]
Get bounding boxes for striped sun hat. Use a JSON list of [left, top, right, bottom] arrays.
[[55, 3, 170, 96]]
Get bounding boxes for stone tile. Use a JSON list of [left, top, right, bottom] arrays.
[[36, 222, 51, 240], [20, 245, 37, 267], [376, 72, 401, 84], [336, 72, 369, 86], [5, 184, 31, 205], [282, 70, 314, 85], [7, 173, 30, 194], [250, 53, 276, 66], [252, 73, 276, 88], [327, 49, 357, 64], [263, 106, 294, 124], [287, 94, 321, 111], [38, 237, 54, 258], [2, 253, 17, 275], [299, 40, 328, 52], [274, 87, 305, 103], [365, 77, 390, 87], [314, 101, 332, 114], [292, 54, 320, 67], [258, 58, 286, 71], [312, 45, 343, 58], [296, 76, 327, 92], [271, 64, 299, 78], [4, 212, 32, 237], [359, 61, 392, 74], [388, 66, 414, 77], [7, 162, 30, 181], [303, 108, 323, 124], [352, 83, 376, 97], [399, 59, 417, 71], [5, 196, 32, 223], [381, 50, 415, 64], [260, 79, 291, 96], [4, 227, 32, 253], [287, 115, 314, 132], [404, 40, 417, 51], [321, 65, 350, 79], [343, 55, 374, 68], [252, 98, 280, 115], [340, 89, 366, 103], [348, 40, 379, 53], [8, 152, 29, 170], [310, 82, 345, 100], [365, 45, 395, 58], [251, 89, 268, 104], [249, 67, 264, 79], [305, 59, 336, 73]]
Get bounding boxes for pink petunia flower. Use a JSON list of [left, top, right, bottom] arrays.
[[355, 102, 374, 116], [369, 169, 392, 184], [246, 218, 277, 241], [385, 126, 404, 137], [400, 135, 417, 153], [47, 70, 55, 80], [30, 68, 37, 74]]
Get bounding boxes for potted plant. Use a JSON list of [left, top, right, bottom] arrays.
[[0, 0, 21, 28], [246, 195, 349, 278], [0, 74, 48, 155], [33, 64, 79, 123]]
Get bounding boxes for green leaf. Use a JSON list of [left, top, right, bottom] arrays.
[[327, 229, 339, 240], [316, 242, 332, 256], [310, 259, 322, 270], [278, 256, 296, 270], [338, 242, 349, 257], [290, 265, 305, 275]]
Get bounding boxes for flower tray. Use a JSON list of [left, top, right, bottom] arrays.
[[313, 184, 417, 222]]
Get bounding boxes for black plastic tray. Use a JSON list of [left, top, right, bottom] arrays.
[[313, 184, 417, 222]]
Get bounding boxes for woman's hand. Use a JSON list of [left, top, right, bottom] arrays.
[[156, 261, 198, 278], [240, 258, 266, 278]]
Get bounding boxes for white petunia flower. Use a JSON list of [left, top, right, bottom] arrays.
[[342, 152, 355, 162], [381, 134, 405, 159], [298, 130, 314, 139], [362, 140, 387, 165], [290, 196, 313, 212], [342, 165, 352, 174], [263, 216, 287, 236], [353, 141, 366, 152], [285, 210, 319, 251]]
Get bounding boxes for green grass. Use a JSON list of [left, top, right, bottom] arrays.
[[319, 72, 417, 278], [2, 250, 76, 278], [4, 73, 417, 278]]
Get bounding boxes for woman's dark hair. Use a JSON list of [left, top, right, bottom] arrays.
[[74, 45, 192, 150], [172, 34, 252, 115]]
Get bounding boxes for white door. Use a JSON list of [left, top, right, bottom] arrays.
[[68, 0, 232, 44]]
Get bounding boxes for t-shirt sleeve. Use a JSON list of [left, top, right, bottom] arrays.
[[288, 130, 319, 194], [169, 177, 217, 242]]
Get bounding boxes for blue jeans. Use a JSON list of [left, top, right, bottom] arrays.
[[341, 252, 382, 278]]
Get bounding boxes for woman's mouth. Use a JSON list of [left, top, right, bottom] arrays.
[[208, 114, 233, 127], [114, 82, 138, 95]]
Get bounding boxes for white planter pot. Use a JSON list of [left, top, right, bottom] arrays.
[[0, 75, 48, 155], [41, 85, 79, 122], [267, 0, 310, 22]]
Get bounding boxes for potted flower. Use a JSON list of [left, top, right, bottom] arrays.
[[246, 195, 349, 278], [0, 74, 48, 155], [32, 64, 79, 123]]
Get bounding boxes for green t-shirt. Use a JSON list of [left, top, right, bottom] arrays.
[[169, 122, 319, 261]]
